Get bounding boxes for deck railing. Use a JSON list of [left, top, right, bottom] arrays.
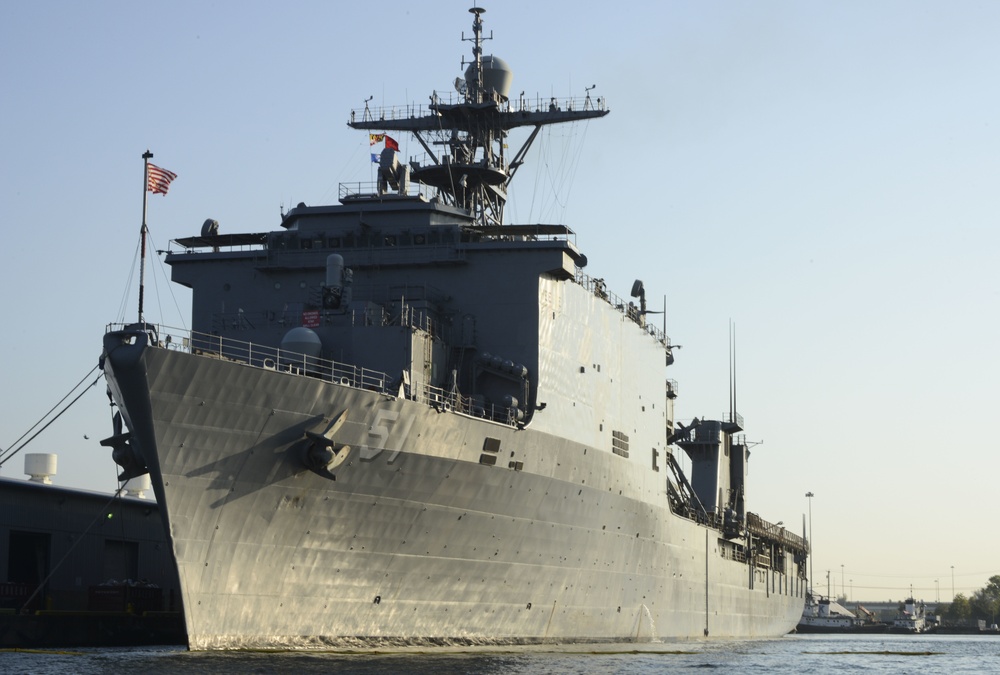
[[747, 512, 808, 553], [574, 270, 669, 346], [350, 93, 608, 126], [108, 323, 518, 427]]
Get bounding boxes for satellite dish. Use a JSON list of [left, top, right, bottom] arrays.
[[454, 76, 467, 96], [201, 219, 219, 237]]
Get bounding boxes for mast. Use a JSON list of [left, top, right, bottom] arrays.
[[729, 320, 737, 423], [139, 150, 152, 324], [348, 6, 609, 228], [467, 7, 486, 105]]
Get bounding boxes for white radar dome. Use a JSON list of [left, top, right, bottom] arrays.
[[281, 326, 323, 359], [465, 55, 513, 100]]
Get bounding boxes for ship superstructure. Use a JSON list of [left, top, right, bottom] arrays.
[[100, 7, 808, 650]]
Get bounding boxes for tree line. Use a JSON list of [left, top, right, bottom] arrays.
[[937, 575, 1000, 625]]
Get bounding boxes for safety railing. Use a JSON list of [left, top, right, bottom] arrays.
[[350, 93, 608, 125], [747, 512, 808, 553], [107, 323, 520, 428], [574, 270, 669, 345]]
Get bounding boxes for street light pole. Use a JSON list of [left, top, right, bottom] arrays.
[[841, 564, 845, 601], [951, 566, 955, 601], [806, 492, 814, 597]]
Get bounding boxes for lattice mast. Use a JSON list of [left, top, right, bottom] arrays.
[[348, 6, 609, 228]]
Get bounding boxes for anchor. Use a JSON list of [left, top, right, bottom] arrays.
[[101, 410, 148, 481], [302, 408, 351, 475]]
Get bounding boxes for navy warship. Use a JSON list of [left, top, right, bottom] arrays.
[[100, 7, 809, 650]]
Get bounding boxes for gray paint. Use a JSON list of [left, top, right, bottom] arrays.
[[99, 7, 807, 650]]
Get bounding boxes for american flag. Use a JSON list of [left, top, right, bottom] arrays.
[[147, 163, 177, 195]]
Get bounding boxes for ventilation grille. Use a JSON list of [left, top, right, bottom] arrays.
[[612, 430, 630, 458]]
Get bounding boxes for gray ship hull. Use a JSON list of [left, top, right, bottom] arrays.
[[105, 335, 805, 650]]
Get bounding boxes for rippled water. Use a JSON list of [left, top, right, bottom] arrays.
[[2, 634, 997, 674]]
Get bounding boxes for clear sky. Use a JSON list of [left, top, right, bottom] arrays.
[[1, 1, 997, 603]]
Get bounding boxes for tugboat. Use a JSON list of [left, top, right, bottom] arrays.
[[100, 6, 808, 650], [889, 597, 928, 633], [796, 593, 888, 634]]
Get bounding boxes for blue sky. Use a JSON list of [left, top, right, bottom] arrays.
[[2, 1, 997, 602]]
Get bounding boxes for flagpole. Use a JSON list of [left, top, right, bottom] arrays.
[[140, 150, 152, 324]]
